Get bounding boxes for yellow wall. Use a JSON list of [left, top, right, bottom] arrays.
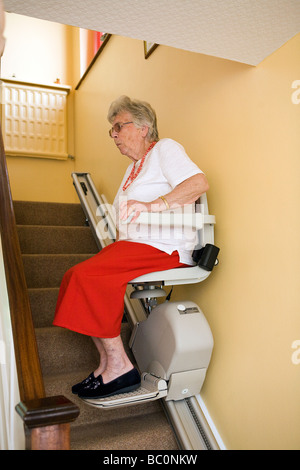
[[73, 34, 300, 449], [2, 13, 76, 85]]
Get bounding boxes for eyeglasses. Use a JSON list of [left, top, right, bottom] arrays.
[[109, 121, 133, 137]]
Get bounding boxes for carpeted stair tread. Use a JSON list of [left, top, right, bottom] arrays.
[[36, 323, 133, 377], [13, 200, 86, 226], [36, 326, 100, 376], [70, 412, 178, 450], [28, 287, 60, 328], [22, 253, 94, 288], [17, 225, 99, 254]]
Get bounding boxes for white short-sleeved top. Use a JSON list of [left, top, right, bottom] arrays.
[[113, 138, 203, 265]]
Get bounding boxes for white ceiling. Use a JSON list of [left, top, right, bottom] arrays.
[[3, 0, 300, 65]]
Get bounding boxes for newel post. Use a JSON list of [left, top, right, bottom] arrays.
[[16, 395, 80, 450]]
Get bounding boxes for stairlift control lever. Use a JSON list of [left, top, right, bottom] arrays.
[[177, 304, 200, 314], [177, 304, 186, 313]]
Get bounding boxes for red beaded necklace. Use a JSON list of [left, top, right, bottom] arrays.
[[122, 141, 157, 191]]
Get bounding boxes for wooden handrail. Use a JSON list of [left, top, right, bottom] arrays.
[[0, 127, 45, 402], [0, 127, 79, 449]]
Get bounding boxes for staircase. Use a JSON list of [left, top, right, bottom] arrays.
[[14, 200, 178, 450]]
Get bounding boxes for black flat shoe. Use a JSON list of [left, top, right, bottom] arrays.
[[78, 368, 141, 399], [72, 372, 97, 394]]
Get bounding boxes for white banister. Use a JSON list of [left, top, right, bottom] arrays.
[[0, 235, 25, 450]]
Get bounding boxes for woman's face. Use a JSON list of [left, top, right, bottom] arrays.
[[110, 111, 148, 161]]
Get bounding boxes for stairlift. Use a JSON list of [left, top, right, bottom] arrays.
[[72, 173, 219, 410]]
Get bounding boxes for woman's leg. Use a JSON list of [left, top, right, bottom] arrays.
[[91, 336, 108, 376], [92, 335, 134, 382], [99, 335, 134, 383]]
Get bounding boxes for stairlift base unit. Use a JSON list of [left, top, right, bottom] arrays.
[[82, 301, 214, 409], [131, 301, 214, 401]]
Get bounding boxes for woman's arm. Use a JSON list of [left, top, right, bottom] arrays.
[[119, 173, 209, 222]]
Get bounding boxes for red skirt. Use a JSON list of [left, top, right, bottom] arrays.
[[53, 241, 186, 338]]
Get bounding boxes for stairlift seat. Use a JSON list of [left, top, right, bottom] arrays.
[[129, 264, 211, 286]]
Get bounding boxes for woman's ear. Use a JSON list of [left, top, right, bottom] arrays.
[[140, 125, 149, 138]]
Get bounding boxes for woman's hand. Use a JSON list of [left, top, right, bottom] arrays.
[[119, 200, 153, 223]]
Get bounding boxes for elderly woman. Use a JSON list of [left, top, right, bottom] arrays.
[[53, 96, 209, 399]]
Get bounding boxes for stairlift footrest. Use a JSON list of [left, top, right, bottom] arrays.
[[80, 373, 167, 409]]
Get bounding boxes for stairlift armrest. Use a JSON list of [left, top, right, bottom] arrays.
[[121, 211, 215, 230]]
